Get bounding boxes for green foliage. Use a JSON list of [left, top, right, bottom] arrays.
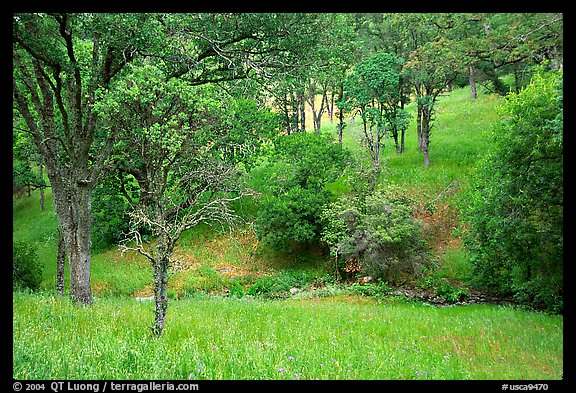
[[347, 281, 389, 299], [321, 185, 428, 282], [343, 52, 404, 108], [255, 185, 331, 251], [341, 51, 407, 163], [254, 132, 351, 251], [459, 68, 563, 313], [13, 240, 43, 291], [12, 128, 45, 196], [215, 98, 280, 169], [434, 280, 469, 304], [225, 269, 322, 299], [91, 175, 134, 251], [12, 161, 44, 195], [271, 132, 352, 190], [404, 37, 465, 90]]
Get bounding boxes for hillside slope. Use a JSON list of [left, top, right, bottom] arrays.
[[13, 85, 504, 301]]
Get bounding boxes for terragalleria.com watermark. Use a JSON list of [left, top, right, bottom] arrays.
[[12, 381, 199, 393]]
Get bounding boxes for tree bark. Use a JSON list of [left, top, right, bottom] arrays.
[[289, 92, 299, 132], [57, 231, 65, 296], [152, 254, 169, 337], [423, 138, 430, 167], [52, 179, 93, 304], [297, 91, 306, 132], [282, 94, 291, 134], [469, 65, 477, 100], [338, 85, 344, 146], [393, 133, 400, 154], [421, 105, 433, 167], [513, 61, 520, 94], [416, 101, 424, 152], [39, 163, 45, 211], [328, 90, 335, 123], [399, 81, 406, 154]]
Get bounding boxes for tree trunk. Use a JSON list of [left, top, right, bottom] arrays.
[[399, 82, 406, 154], [289, 92, 298, 132], [308, 85, 323, 134], [416, 102, 424, 152], [423, 139, 430, 167], [297, 91, 306, 132], [283, 94, 291, 135], [151, 230, 171, 337], [338, 85, 344, 146], [513, 62, 520, 94], [390, 111, 400, 154], [51, 179, 93, 305], [39, 163, 45, 211], [299, 100, 306, 133], [328, 90, 335, 124], [314, 89, 329, 133], [469, 65, 477, 100], [152, 258, 169, 337], [551, 46, 560, 70], [422, 105, 432, 167], [57, 231, 65, 296]]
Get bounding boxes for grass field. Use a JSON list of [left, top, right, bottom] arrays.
[[13, 291, 563, 380], [13, 85, 563, 381]]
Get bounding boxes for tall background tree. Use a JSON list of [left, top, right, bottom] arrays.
[[341, 51, 408, 173], [403, 37, 465, 166]]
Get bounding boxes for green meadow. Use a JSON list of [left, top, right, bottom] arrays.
[[13, 291, 563, 380]]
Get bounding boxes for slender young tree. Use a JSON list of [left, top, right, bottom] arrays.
[[96, 13, 321, 336], [103, 69, 247, 335], [341, 52, 406, 173]]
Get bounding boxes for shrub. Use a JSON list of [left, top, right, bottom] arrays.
[[348, 281, 389, 299], [434, 280, 469, 303], [321, 186, 428, 283], [13, 240, 43, 291], [91, 176, 133, 251], [255, 186, 331, 251], [254, 132, 351, 252], [245, 269, 321, 299]]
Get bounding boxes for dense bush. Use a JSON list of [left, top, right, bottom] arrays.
[[255, 185, 331, 251], [321, 186, 428, 283], [254, 132, 351, 251], [13, 240, 43, 291], [459, 68, 563, 313]]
